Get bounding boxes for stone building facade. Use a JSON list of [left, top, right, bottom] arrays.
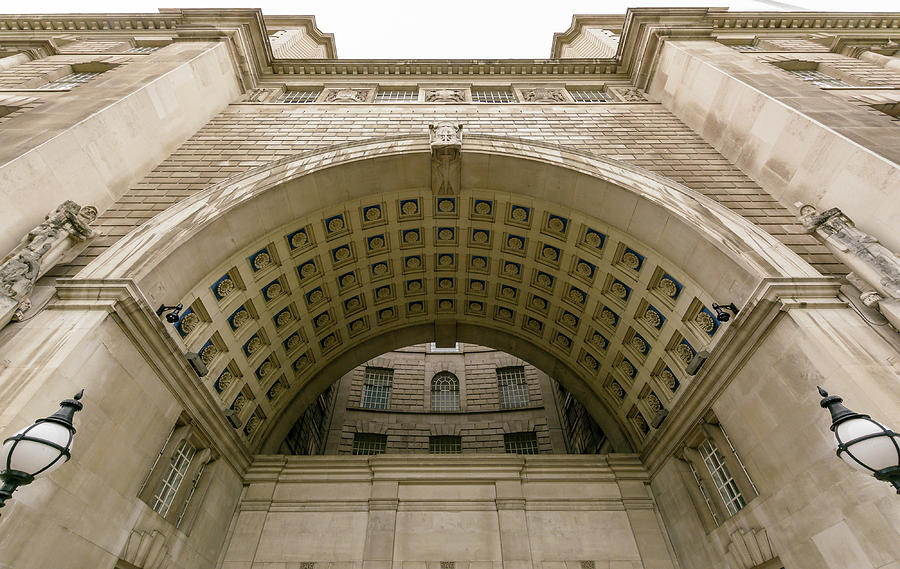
[[0, 7, 898, 569]]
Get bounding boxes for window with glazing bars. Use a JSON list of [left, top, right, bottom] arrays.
[[471, 89, 515, 103], [431, 372, 460, 411], [125, 46, 159, 53], [276, 89, 321, 103], [150, 439, 196, 517], [569, 89, 613, 102], [497, 366, 529, 409], [352, 433, 387, 455], [37, 72, 101, 90], [731, 44, 764, 52], [698, 439, 746, 515], [788, 69, 851, 88], [375, 89, 418, 102], [361, 366, 393, 409], [429, 435, 462, 454], [504, 432, 539, 454]]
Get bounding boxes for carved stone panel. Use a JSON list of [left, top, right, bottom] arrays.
[[323, 88, 372, 103], [609, 87, 647, 102], [429, 122, 463, 195], [424, 88, 466, 103], [520, 87, 568, 102]]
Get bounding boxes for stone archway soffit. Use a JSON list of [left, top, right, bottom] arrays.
[[67, 134, 823, 455]]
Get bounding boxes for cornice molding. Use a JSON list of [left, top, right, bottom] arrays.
[[263, 15, 336, 58], [269, 59, 622, 77], [53, 278, 253, 475], [640, 276, 844, 476]]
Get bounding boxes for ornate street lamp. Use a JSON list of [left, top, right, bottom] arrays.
[[0, 390, 84, 512], [818, 386, 900, 493]]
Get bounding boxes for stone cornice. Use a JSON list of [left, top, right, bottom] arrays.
[[53, 278, 253, 475], [640, 277, 844, 476], [269, 59, 622, 77], [263, 15, 336, 58]]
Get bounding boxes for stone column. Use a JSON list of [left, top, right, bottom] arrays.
[[495, 474, 533, 569], [0, 51, 31, 71], [608, 456, 678, 569], [364, 478, 399, 569]]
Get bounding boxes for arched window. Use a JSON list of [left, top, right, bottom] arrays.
[[431, 371, 460, 411]]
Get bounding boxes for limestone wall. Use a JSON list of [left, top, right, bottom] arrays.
[[0, 308, 243, 569], [220, 454, 677, 569], [650, 305, 900, 569], [0, 40, 242, 256]]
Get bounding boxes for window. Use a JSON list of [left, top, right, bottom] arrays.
[[678, 415, 757, 528], [497, 366, 529, 409], [375, 89, 417, 102], [789, 69, 851, 88], [730, 43, 765, 52], [138, 420, 215, 532], [361, 366, 393, 409], [150, 439, 196, 517], [124, 46, 159, 53], [276, 89, 321, 103], [429, 435, 462, 454], [472, 89, 515, 103], [352, 433, 387, 455], [431, 372, 460, 411], [37, 72, 101, 90], [504, 432, 539, 454], [429, 342, 460, 353], [698, 438, 746, 515], [569, 89, 613, 103]]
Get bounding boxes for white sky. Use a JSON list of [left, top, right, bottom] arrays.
[[15, 0, 900, 58]]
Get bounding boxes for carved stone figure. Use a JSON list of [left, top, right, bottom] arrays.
[[424, 88, 465, 103], [323, 88, 369, 103], [0, 200, 97, 328], [799, 205, 900, 299], [520, 88, 567, 102], [428, 122, 463, 195], [800, 204, 900, 330]]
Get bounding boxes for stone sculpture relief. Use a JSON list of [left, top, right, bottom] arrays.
[[0, 200, 97, 328], [323, 88, 370, 103], [429, 122, 463, 195], [424, 88, 466, 103], [609, 87, 647, 102], [799, 204, 900, 329], [520, 88, 568, 102]]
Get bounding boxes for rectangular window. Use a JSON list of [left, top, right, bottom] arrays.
[[375, 89, 418, 102], [698, 439, 746, 516], [150, 439, 196, 517], [352, 433, 387, 455], [472, 89, 515, 103], [504, 432, 539, 455], [788, 69, 851, 88], [276, 89, 321, 103], [361, 367, 393, 409], [731, 44, 764, 52], [429, 435, 462, 454], [37, 72, 101, 90], [497, 366, 529, 409], [569, 89, 613, 103], [124, 46, 159, 53]]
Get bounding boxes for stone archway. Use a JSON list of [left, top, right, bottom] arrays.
[[69, 134, 820, 457]]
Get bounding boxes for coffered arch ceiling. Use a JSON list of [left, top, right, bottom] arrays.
[[77, 135, 820, 454]]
